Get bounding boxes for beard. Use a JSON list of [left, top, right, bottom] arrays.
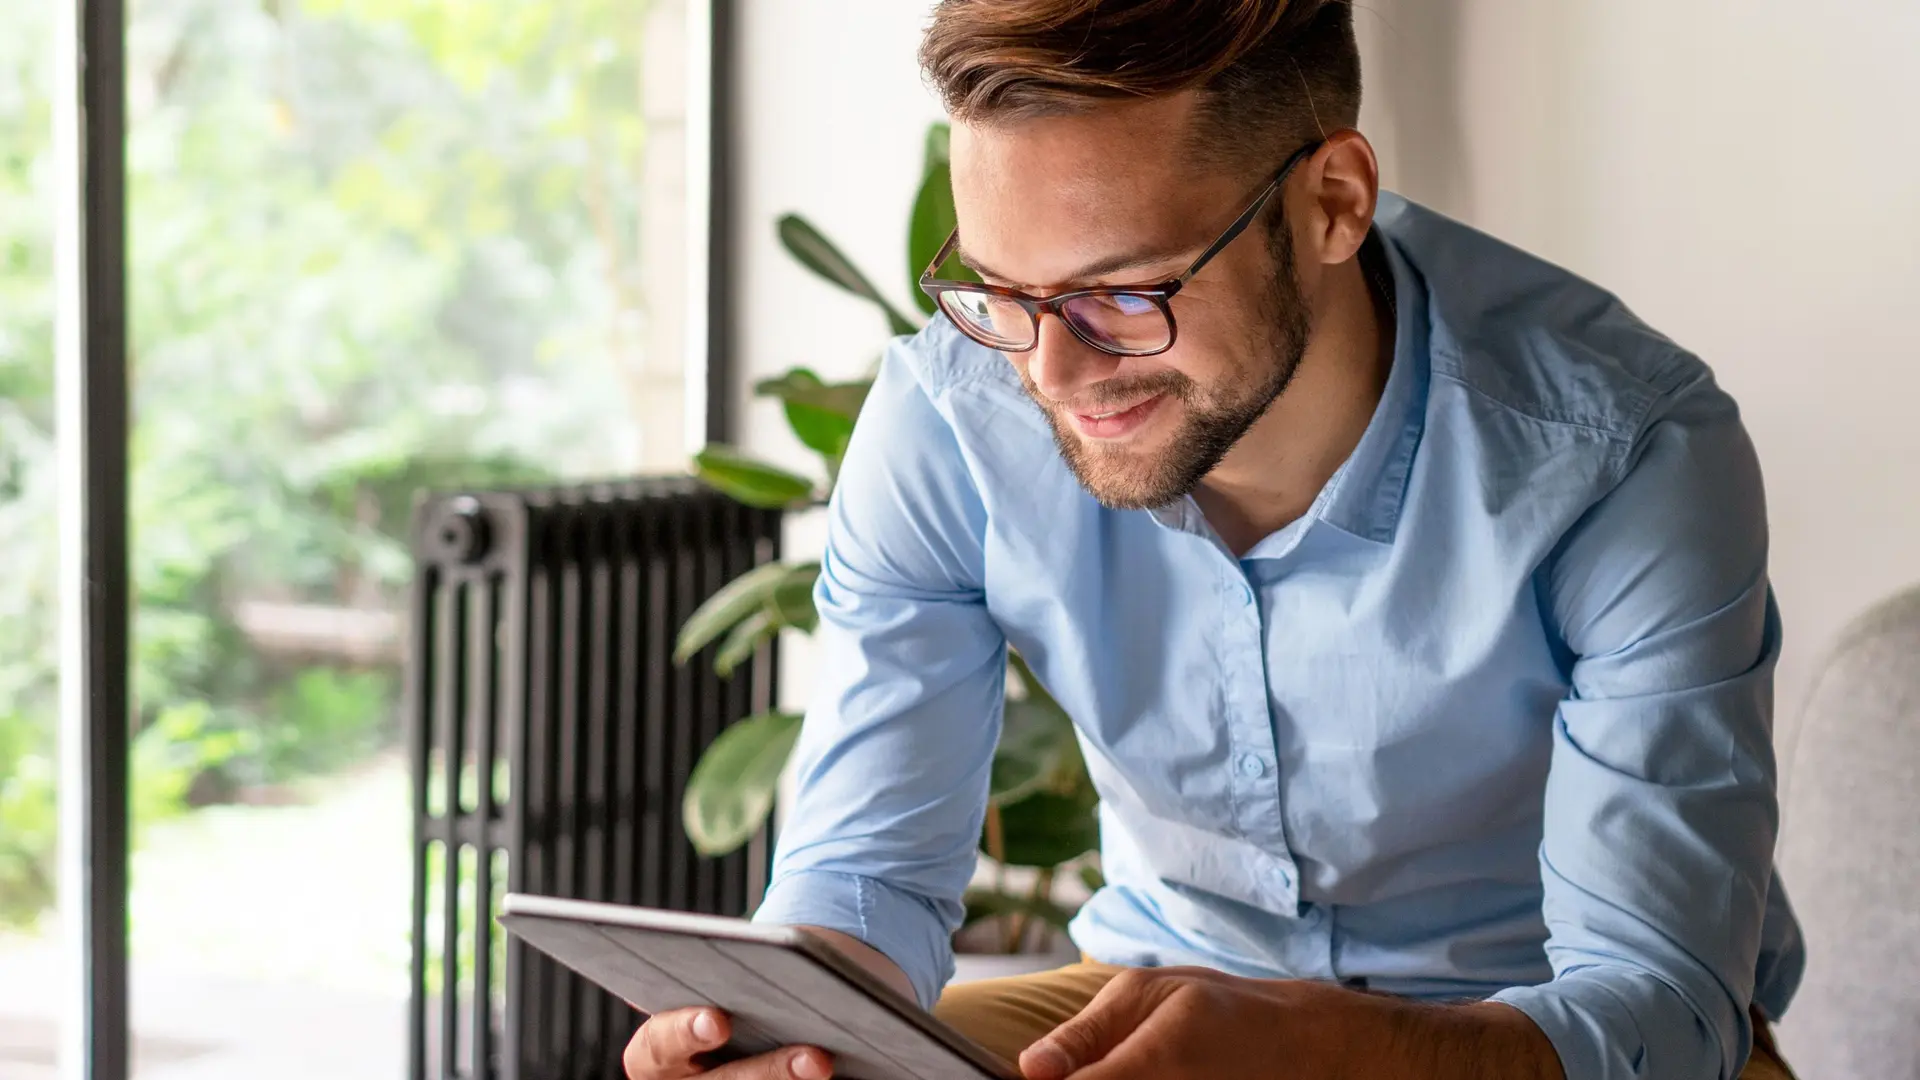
[[1022, 224, 1312, 511]]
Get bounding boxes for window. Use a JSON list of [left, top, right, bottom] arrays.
[[0, 0, 727, 1075]]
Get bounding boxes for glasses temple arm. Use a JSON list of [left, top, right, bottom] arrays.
[[921, 229, 963, 283], [1173, 141, 1321, 286]]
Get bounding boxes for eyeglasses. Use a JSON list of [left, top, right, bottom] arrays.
[[918, 141, 1321, 357]]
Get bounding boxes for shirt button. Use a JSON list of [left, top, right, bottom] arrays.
[[1240, 582, 1256, 606], [1236, 753, 1267, 778]]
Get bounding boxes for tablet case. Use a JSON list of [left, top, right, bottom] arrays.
[[499, 894, 1018, 1080]]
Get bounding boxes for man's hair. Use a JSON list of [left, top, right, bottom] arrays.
[[920, 0, 1360, 172]]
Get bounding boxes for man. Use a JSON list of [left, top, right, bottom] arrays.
[[628, 1, 1804, 1077]]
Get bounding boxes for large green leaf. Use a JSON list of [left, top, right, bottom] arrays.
[[1078, 862, 1106, 894], [752, 369, 872, 482], [693, 445, 817, 509], [991, 787, 1100, 869], [683, 711, 805, 856], [770, 562, 820, 632], [907, 161, 959, 316], [991, 698, 1077, 807], [962, 886, 1076, 933], [924, 122, 951, 172], [713, 609, 776, 678], [776, 214, 920, 337], [754, 367, 826, 398], [755, 369, 872, 417], [674, 561, 792, 664], [783, 401, 856, 467]]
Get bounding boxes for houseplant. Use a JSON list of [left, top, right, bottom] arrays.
[[674, 123, 1100, 954]]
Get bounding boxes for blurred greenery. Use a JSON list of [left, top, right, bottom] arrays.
[[677, 123, 1099, 951], [0, 0, 663, 927]]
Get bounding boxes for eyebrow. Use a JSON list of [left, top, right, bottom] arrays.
[[954, 241, 1192, 288]]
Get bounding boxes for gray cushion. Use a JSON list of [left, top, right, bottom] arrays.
[[1776, 585, 1920, 1078]]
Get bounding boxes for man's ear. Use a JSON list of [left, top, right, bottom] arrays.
[[1299, 130, 1379, 267]]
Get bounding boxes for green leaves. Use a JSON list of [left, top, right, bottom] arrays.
[[770, 569, 821, 632], [692, 445, 818, 509], [907, 123, 965, 318], [991, 698, 1078, 807], [754, 369, 872, 422], [907, 162, 958, 316], [676, 562, 790, 663], [777, 214, 921, 338], [924, 122, 951, 172], [713, 610, 774, 679], [676, 122, 1105, 922], [1079, 863, 1106, 894], [962, 886, 1077, 933], [991, 787, 1101, 868], [675, 561, 821, 670], [683, 711, 805, 857], [753, 368, 870, 476], [987, 652, 1098, 868], [908, 122, 972, 314]]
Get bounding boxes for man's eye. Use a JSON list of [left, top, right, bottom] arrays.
[[1098, 294, 1156, 316]]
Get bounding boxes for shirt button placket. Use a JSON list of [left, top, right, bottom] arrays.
[[1234, 568, 1298, 909], [1227, 569, 1276, 852]]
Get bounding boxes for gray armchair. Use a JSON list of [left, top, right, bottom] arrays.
[[1776, 585, 1920, 1078]]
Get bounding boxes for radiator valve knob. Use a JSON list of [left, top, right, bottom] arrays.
[[432, 496, 492, 564]]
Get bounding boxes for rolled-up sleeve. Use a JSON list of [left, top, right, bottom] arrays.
[[750, 340, 1005, 1010], [1489, 370, 1783, 1080]]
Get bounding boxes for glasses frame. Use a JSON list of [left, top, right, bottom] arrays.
[[918, 141, 1322, 357]]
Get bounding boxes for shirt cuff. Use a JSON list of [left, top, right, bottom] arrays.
[[752, 869, 956, 1010], [1489, 968, 1740, 1080]]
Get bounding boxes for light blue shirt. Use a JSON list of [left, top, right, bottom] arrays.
[[753, 193, 1805, 1080]]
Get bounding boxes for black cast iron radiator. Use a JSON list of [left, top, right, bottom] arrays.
[[407, 478, 783, 1080]]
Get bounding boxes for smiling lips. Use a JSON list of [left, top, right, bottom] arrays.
[[1070, 393, 1166, 439]]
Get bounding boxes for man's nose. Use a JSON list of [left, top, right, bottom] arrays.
[[1023, 315, 1119, 407]]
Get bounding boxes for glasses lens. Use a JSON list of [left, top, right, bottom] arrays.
[[1059, 292, 1172, 354], [937, 290, 1035, 350]]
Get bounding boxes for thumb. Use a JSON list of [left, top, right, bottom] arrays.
[[1020, 973, 1169, 1080]]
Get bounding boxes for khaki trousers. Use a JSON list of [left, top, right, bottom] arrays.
[[934, 961, 1797, 1079]]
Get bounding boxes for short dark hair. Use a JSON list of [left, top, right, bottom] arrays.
[[920, 0, 1361, 171]]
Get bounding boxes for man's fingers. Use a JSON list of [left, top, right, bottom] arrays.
[[625, 1007, 730, 1080], [708, 1047, 834, 1080], [1021, 970, 1172, 1080], [621, 1008, 833, 1080]]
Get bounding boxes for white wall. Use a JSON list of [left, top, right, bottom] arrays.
[[731, 0, 1920, 725], [732, 3, 941, 432], [732, 3, 945, 710], [1355, 0, 1920, 740]]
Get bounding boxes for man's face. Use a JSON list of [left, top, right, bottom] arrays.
[[947, 93, 1311, 510]]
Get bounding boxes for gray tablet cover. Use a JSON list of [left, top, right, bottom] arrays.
[[498, 894, 1017, 1080]]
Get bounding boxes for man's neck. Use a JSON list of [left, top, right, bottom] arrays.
[[1193, 247, 1395, 557]]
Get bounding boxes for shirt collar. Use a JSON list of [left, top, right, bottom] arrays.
[[1312, 221, 1431, 546]]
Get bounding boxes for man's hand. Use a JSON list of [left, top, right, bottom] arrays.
[[1019, 967, 1563, 1080], [622, 1006, 832, 1080], [621, 926, 910, 1080]]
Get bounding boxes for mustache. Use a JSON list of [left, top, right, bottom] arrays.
[[1032, 371, 1195, 413]]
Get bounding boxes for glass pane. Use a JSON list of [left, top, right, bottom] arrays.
[[0, 0, 65, 1074], [1, 0, 696, 1075]]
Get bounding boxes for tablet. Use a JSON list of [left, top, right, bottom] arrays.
[[498, 893, 1019, 1080]]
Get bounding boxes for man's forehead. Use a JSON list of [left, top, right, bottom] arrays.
[[948, 122, 1244, 286], [950, 109, 1197, 203], [947, 115, 1220, 287]]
